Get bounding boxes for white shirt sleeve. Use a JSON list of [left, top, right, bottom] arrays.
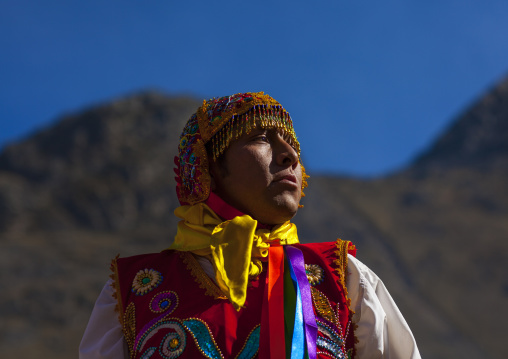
[[79, 279, 128, 359], [346, 254, 421, 359]]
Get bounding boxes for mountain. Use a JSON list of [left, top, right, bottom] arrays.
[[0, 92, 198, 234], [413, 76, 508, 172], [1, 78, 507, 359]]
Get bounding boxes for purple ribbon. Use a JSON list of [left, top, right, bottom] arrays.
[[285, 245, 317, 359]]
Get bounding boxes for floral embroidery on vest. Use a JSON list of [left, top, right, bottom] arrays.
[[132, 269, 163, 295], [137, 320, 187, 358], [316, 319, 353, 359], [306, 264, 325, 285], [150, 291, 179, 314], [112, 240, 357, 358], [134, 291, 180, 353], [311, 286, 337, 325]]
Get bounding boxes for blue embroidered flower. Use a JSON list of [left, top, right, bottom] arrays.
[[131, 269, 163, 295]]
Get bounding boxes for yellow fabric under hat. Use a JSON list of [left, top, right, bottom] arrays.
[[169, 203, 299, 310]]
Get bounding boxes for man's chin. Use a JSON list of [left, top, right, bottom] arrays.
[[274, 194, 301, 213], [260, 200, 300, 224]]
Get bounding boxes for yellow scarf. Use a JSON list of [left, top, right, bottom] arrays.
[[168, 203, 299, 310]]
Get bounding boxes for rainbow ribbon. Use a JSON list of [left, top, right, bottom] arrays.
[[260, 245, 317, 359]]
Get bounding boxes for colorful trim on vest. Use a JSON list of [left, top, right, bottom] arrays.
[[111, 239, 357, 358]]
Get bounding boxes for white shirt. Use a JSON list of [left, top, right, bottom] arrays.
[[79, 254, 421, 359]]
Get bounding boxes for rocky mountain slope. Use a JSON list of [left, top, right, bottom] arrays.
[[413, 76, 508, 171], [1, 78, 507, 358]]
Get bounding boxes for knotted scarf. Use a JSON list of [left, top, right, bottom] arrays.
[[168, 202, 299, 310]]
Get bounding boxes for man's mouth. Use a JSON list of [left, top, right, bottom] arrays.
[[273, 174, 298, 186]]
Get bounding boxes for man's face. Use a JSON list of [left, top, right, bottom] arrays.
[[210, 126, 303, 225]]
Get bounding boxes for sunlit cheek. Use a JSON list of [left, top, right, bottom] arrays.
[[295, 163, 303, 187]]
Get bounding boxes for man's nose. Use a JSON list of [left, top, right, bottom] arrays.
[[275, 137, 299, 167]]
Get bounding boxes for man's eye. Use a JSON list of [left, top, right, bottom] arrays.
[[254, 135, 269, 142]]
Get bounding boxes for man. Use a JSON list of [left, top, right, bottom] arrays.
[[80, 92, 420, 358]]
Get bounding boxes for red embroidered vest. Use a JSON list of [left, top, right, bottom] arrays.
[[111, 239, 357, 359]]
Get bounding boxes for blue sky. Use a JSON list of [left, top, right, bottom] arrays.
[[2, 0, 508, 176]]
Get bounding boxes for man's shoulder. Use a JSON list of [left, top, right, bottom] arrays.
[[295, 238, 357, 257], [111, 250, 188, 303], [113, 250, 181, 272], [294, 239, 357, 289], [116, 249, 176, 261]]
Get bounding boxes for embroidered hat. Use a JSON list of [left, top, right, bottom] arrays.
[[174, 92, 308, 205]]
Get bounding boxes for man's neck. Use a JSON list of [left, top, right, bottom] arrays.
[[205, 192, 271, 229]]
